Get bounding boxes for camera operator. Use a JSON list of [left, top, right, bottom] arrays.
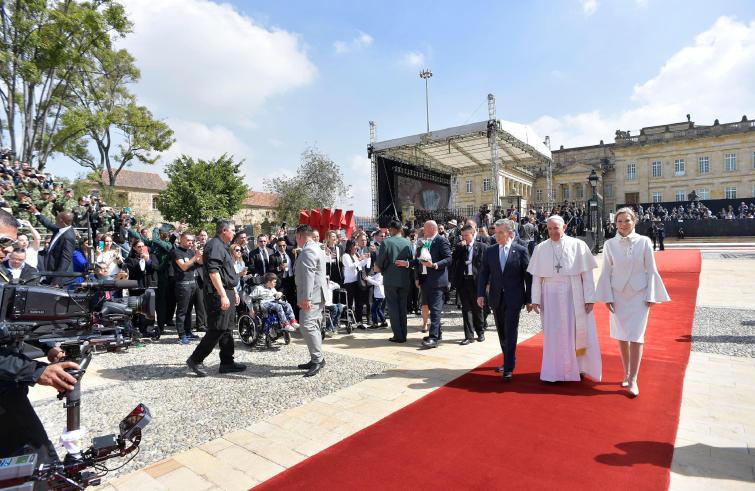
[[0, 208, 80, 478]]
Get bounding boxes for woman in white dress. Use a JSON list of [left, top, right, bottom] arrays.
[[596, 207, 670, 397]]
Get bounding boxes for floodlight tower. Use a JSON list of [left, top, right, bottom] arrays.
[[419, 69, 433, 133], [488, 94, 500, 209], [544, 135, 554, 209], [369, 121, 378, 219]]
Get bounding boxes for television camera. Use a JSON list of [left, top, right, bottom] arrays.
[[0, 276, 156, 490]]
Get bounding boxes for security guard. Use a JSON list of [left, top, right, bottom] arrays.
[[186, 219, 245, 377]]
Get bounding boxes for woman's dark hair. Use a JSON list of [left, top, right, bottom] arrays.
[[128, 241, 146, 259], [263, 272, 277, 284], [345, 239, 357, 255]]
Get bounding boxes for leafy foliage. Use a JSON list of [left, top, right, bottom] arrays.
[[264, 146, 350, 225], [156, 154, 248, 230]]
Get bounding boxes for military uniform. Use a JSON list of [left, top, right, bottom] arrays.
[[72, 204, 90, 228]]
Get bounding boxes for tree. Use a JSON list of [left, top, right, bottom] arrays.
[[56, 47, 174, 187], [0, 0, 131, 168], [156, 154, 248, 230], [265, 146, 350, 225]]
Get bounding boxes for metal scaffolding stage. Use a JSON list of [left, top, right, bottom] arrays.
[[368, 94, 552, 220]]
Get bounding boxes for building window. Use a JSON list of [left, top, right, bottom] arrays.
[[466, 205, 475, 216], [151, 195, 158, 210], [465, 178, 473, 194], [575, 183, 584, 199], [605, 184, 613, 198], [652, 192, 662, 203], [482, 178, 491, 192], [626, 162, 636, 180], [724, 153, 737, 171], [697, 188, 710, 200], [725, 186, 737, 199], [651, 160, 662, 177], [536, 189, 543, 202], [562, 186, 570, 200], [675, 190, 685, 202], [674, 159, 685, 176], [698, 156, 709, 174]]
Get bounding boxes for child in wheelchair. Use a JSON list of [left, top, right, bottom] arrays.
[[250, 273, 298, 332]]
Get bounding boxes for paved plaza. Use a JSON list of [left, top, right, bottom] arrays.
[[30, 245, 755, 490]]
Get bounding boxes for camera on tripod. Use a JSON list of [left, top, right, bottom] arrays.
[[0, 277, 156, 490]]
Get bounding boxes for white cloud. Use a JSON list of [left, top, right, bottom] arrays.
[[530, 16, 755, 148], [334, 31, 374, 54], [401, 51, 426, 68], [119, 0, 316, 125], [581, 0, 598, 16], [159, 118, 252, 167]]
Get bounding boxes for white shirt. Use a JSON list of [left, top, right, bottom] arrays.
[[341, 253, 370, 283], [8, 264, 23, 279], [24, 246, 38, 268], [465, 234, 477, 275]]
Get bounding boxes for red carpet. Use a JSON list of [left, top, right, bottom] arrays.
[[255, 250, 701, 491]]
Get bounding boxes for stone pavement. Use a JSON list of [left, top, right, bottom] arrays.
[[77, 248, 755, 490]]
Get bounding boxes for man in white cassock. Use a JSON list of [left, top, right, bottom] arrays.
[[527, 215, 602, 382]]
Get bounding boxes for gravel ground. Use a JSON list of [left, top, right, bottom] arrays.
[[691, 306, 755, 358], [33, 336, 394, 480]]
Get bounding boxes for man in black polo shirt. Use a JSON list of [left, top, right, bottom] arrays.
[[172, 232, 203, 344], [186, 220, 245, 376]]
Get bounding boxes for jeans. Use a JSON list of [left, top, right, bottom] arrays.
[[371, 297, 385, 323], [326, 304, 344, 331], [261, 300, 295, 323], [423, 286, 445, 341]]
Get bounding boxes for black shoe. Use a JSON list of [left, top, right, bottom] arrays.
[[195, 326, 207, 332], [388, 337, 406, 343], [495, 365, 505, 373], [421, 338, 439, 349], [477, 333, 485, 342], [459, 339, 473, 346], [380, 321, 388, 328], [357, 324, 367, 330], [186, 357, 208, 377], [502, 371, 513, 382], [304, 359, 325, 377], [187, 333, 200, 340], [219, 362, 247, 374], [368, 323, 381, 330], [422, 335, 442, 342], [297, 361, 316, 370]]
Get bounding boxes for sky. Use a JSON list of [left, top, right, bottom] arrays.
[[44, 0, 755, 215]]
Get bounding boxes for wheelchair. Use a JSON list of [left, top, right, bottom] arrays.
[[236, 277, 292, 349]]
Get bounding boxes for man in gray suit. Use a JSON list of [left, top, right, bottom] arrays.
[[294, 224, 328, 377]]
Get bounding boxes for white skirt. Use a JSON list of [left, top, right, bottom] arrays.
[[609, 285, 650, 343]]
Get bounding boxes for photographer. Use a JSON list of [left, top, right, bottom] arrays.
[[0, 208, 80, 477]]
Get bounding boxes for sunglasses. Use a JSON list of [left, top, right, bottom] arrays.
[[232, 248, 241, 252], [0, 235, 17, 248]]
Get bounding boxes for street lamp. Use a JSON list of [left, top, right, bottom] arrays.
[[419, 68, 433, 133], [587, 169, 602, 254]]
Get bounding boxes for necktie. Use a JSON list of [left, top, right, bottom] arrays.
[[261, 248, 267, 273], [499, 245, 509, 273]]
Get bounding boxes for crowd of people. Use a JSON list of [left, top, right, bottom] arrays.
[[628, 200, 755, 222]]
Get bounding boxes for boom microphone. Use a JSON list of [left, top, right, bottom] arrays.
[[79, 279, 138, 290]]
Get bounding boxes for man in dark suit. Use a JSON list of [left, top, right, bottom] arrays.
[[324, 230, 344, 285], [451, 224, 487, 345], [477, 218, 532, 382], [250, 234, 279, 275], [396, 220, 452, 348], [30, 205, 75, 285], [4, 246, 38, 283], [273, 236, 298, 319]]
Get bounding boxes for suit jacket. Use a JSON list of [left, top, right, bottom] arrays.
[[324, 243, 344, 285], [36, 214, 76, 281], [3, 262, 39, 283], [375, 234, 412, 288], [477, 241, 532, 309], [451, 239, 487, 288], [294, 241, 328, 305], [273, 248, 296, 282], [410, 235, 452, 289], [250, 247, 280, 276]]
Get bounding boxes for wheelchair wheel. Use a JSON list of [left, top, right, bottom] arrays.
[[237, 314, 258, 346], [284, 332, 291, 345], [345, 323, 353, 334]]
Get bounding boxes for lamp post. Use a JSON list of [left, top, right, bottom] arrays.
[[587, 168, 602, 254], [419, 68, 432, 133]]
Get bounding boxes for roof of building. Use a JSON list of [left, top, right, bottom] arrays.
[[100, 169, 167, 191], [243, 190, 278, 208]]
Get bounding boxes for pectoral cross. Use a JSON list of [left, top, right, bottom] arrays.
[[555, 263, 562, 273]]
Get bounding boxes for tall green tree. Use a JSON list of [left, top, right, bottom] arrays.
[[265, 146, 350, 225], [0, 0, 131, 168], [56, 47, 174, 187], [157, 154, 248, 230]]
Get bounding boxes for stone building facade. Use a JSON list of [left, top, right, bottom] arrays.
[[528, 116, 755, 216]]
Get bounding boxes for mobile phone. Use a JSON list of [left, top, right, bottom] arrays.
[[98, 240, 104, 250]]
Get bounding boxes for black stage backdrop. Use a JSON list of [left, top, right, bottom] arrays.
[[375, 156, 451, 226]]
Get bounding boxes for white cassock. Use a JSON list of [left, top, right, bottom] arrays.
[[528, 236, 602, 382], [595, 232, 670, 343]]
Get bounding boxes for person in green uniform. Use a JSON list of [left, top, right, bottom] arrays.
[[375, 219, 413, 343]]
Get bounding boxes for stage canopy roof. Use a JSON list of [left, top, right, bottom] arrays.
[[370, 120, 552, 175]]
